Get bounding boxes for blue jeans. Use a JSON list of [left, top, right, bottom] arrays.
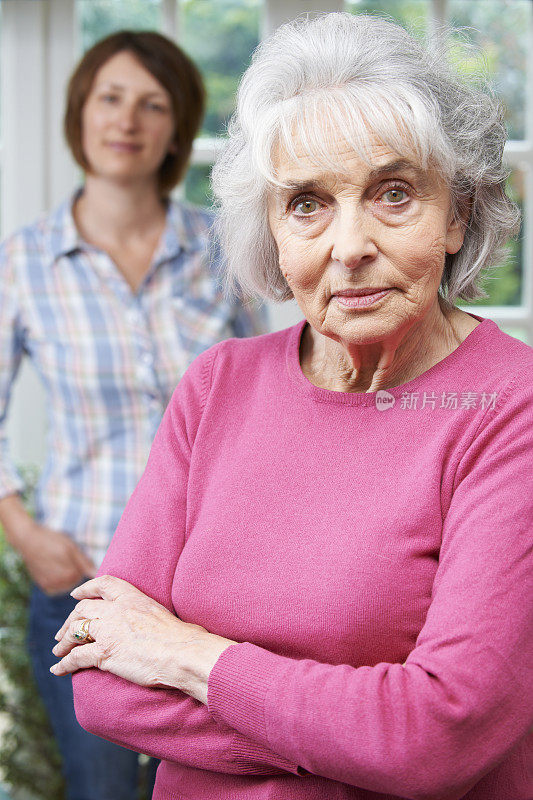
[[28, 585, 158, 800]]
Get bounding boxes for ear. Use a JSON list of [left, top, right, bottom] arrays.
[[445, 199, 471, 255]]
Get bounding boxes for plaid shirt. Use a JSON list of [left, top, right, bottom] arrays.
[[0, 192, 266, 566]]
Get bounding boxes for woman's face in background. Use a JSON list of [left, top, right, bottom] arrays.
[[81, 51, 176, 187], [267, 131, 465, 350]]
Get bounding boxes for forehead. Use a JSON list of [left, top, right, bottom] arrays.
[[271, 130, 429, 188], [92, 51, 169, 96]]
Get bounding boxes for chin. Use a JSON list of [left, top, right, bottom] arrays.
[[98, 167, 151, 184], [336, 316, 403, 343]]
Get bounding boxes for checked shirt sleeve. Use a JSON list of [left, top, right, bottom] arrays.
[[0, 243, 27, 501]]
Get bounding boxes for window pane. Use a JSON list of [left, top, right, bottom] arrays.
[[460, 170, 524, 308], [448, 0, 531, 141], [77, 0, 162, 51], [345, 0, 429, 35], [179, 0, 260, 137], [184, 163, 213, 208]]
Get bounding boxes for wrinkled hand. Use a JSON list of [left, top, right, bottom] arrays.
[[19, 522, 97, 595], [50, 575, 234, 704]]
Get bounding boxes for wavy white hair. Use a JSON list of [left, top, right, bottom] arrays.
[[211, 12, 520, 304]]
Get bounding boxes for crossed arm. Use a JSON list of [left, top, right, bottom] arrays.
[[52, 351, 301, 776]]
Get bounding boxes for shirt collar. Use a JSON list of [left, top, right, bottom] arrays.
[[48, 189, 202, 265], [48, 188, 85, 261]]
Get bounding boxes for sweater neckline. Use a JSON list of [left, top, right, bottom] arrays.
[[285, 313, 495, 406]]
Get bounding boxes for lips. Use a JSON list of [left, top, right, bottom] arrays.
[[335, 288, 391, 297], [333, 288, 392, 308], [107, 141, 142, 151]]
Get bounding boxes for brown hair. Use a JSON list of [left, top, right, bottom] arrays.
[[64, 30, 205, 196]]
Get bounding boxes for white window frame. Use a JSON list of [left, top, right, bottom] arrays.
[[0, 0, 78, 467]]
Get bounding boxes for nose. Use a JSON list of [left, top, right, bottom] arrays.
[[117, 102, 139, 132], [330, 208, 378, 269]]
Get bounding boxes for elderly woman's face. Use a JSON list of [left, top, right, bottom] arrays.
[[267, 133, 465, 347]]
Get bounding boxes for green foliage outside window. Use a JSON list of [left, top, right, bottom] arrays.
[[346, 0, 429, 34], [462, 173, 523, 309], [179, 0, 260, 137], [448, 0, 530, 141], [77, 0, 161, 51], [184, 163, 213, 208]]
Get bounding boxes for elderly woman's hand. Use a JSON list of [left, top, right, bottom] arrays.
[[50, 575, 234, 704]]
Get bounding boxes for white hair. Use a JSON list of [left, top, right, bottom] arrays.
[[211, 12, 520, 304]]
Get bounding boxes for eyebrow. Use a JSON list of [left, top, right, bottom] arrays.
[[97, 82, 168, 99], [275, 159, 431, 195], [367, 159, 429, 183]]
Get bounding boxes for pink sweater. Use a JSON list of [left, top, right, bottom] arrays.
[[73, 314, 533, 800]]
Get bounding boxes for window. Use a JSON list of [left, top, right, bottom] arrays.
[[179, 0, 260, 207], [345, 0, 429, 34], [445, 0, 530, 334], [448, 0, 528, 141], [77, 0, 163, 51], [180, 0, 260, 138]]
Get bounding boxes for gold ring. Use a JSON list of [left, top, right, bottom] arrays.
[[73, 619, 95, 643]]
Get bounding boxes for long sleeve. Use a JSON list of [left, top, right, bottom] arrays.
[[72, 346, 299, 776], [207, 370, 533, 800], [0, 245, 26, 500]]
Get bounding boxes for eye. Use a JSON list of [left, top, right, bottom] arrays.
[[379, 186, 410, 206], [145, 101, 168, 113], [291, 197, 322, 216]]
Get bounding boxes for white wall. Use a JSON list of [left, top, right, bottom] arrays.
[[1, 0, 78, 468]]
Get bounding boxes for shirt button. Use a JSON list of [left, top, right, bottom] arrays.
[[141, 352, 153, 366]]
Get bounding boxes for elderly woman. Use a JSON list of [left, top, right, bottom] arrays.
[[51, 13, 532, 800]]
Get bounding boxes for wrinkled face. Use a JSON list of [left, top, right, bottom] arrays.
[[81, 51, 176, 185], [267, 132, 465, 347]]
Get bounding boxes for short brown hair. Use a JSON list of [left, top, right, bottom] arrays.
[[64, 30, 205, 196]]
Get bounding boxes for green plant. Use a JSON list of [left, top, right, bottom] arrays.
[[0, 468, 65, 800]]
